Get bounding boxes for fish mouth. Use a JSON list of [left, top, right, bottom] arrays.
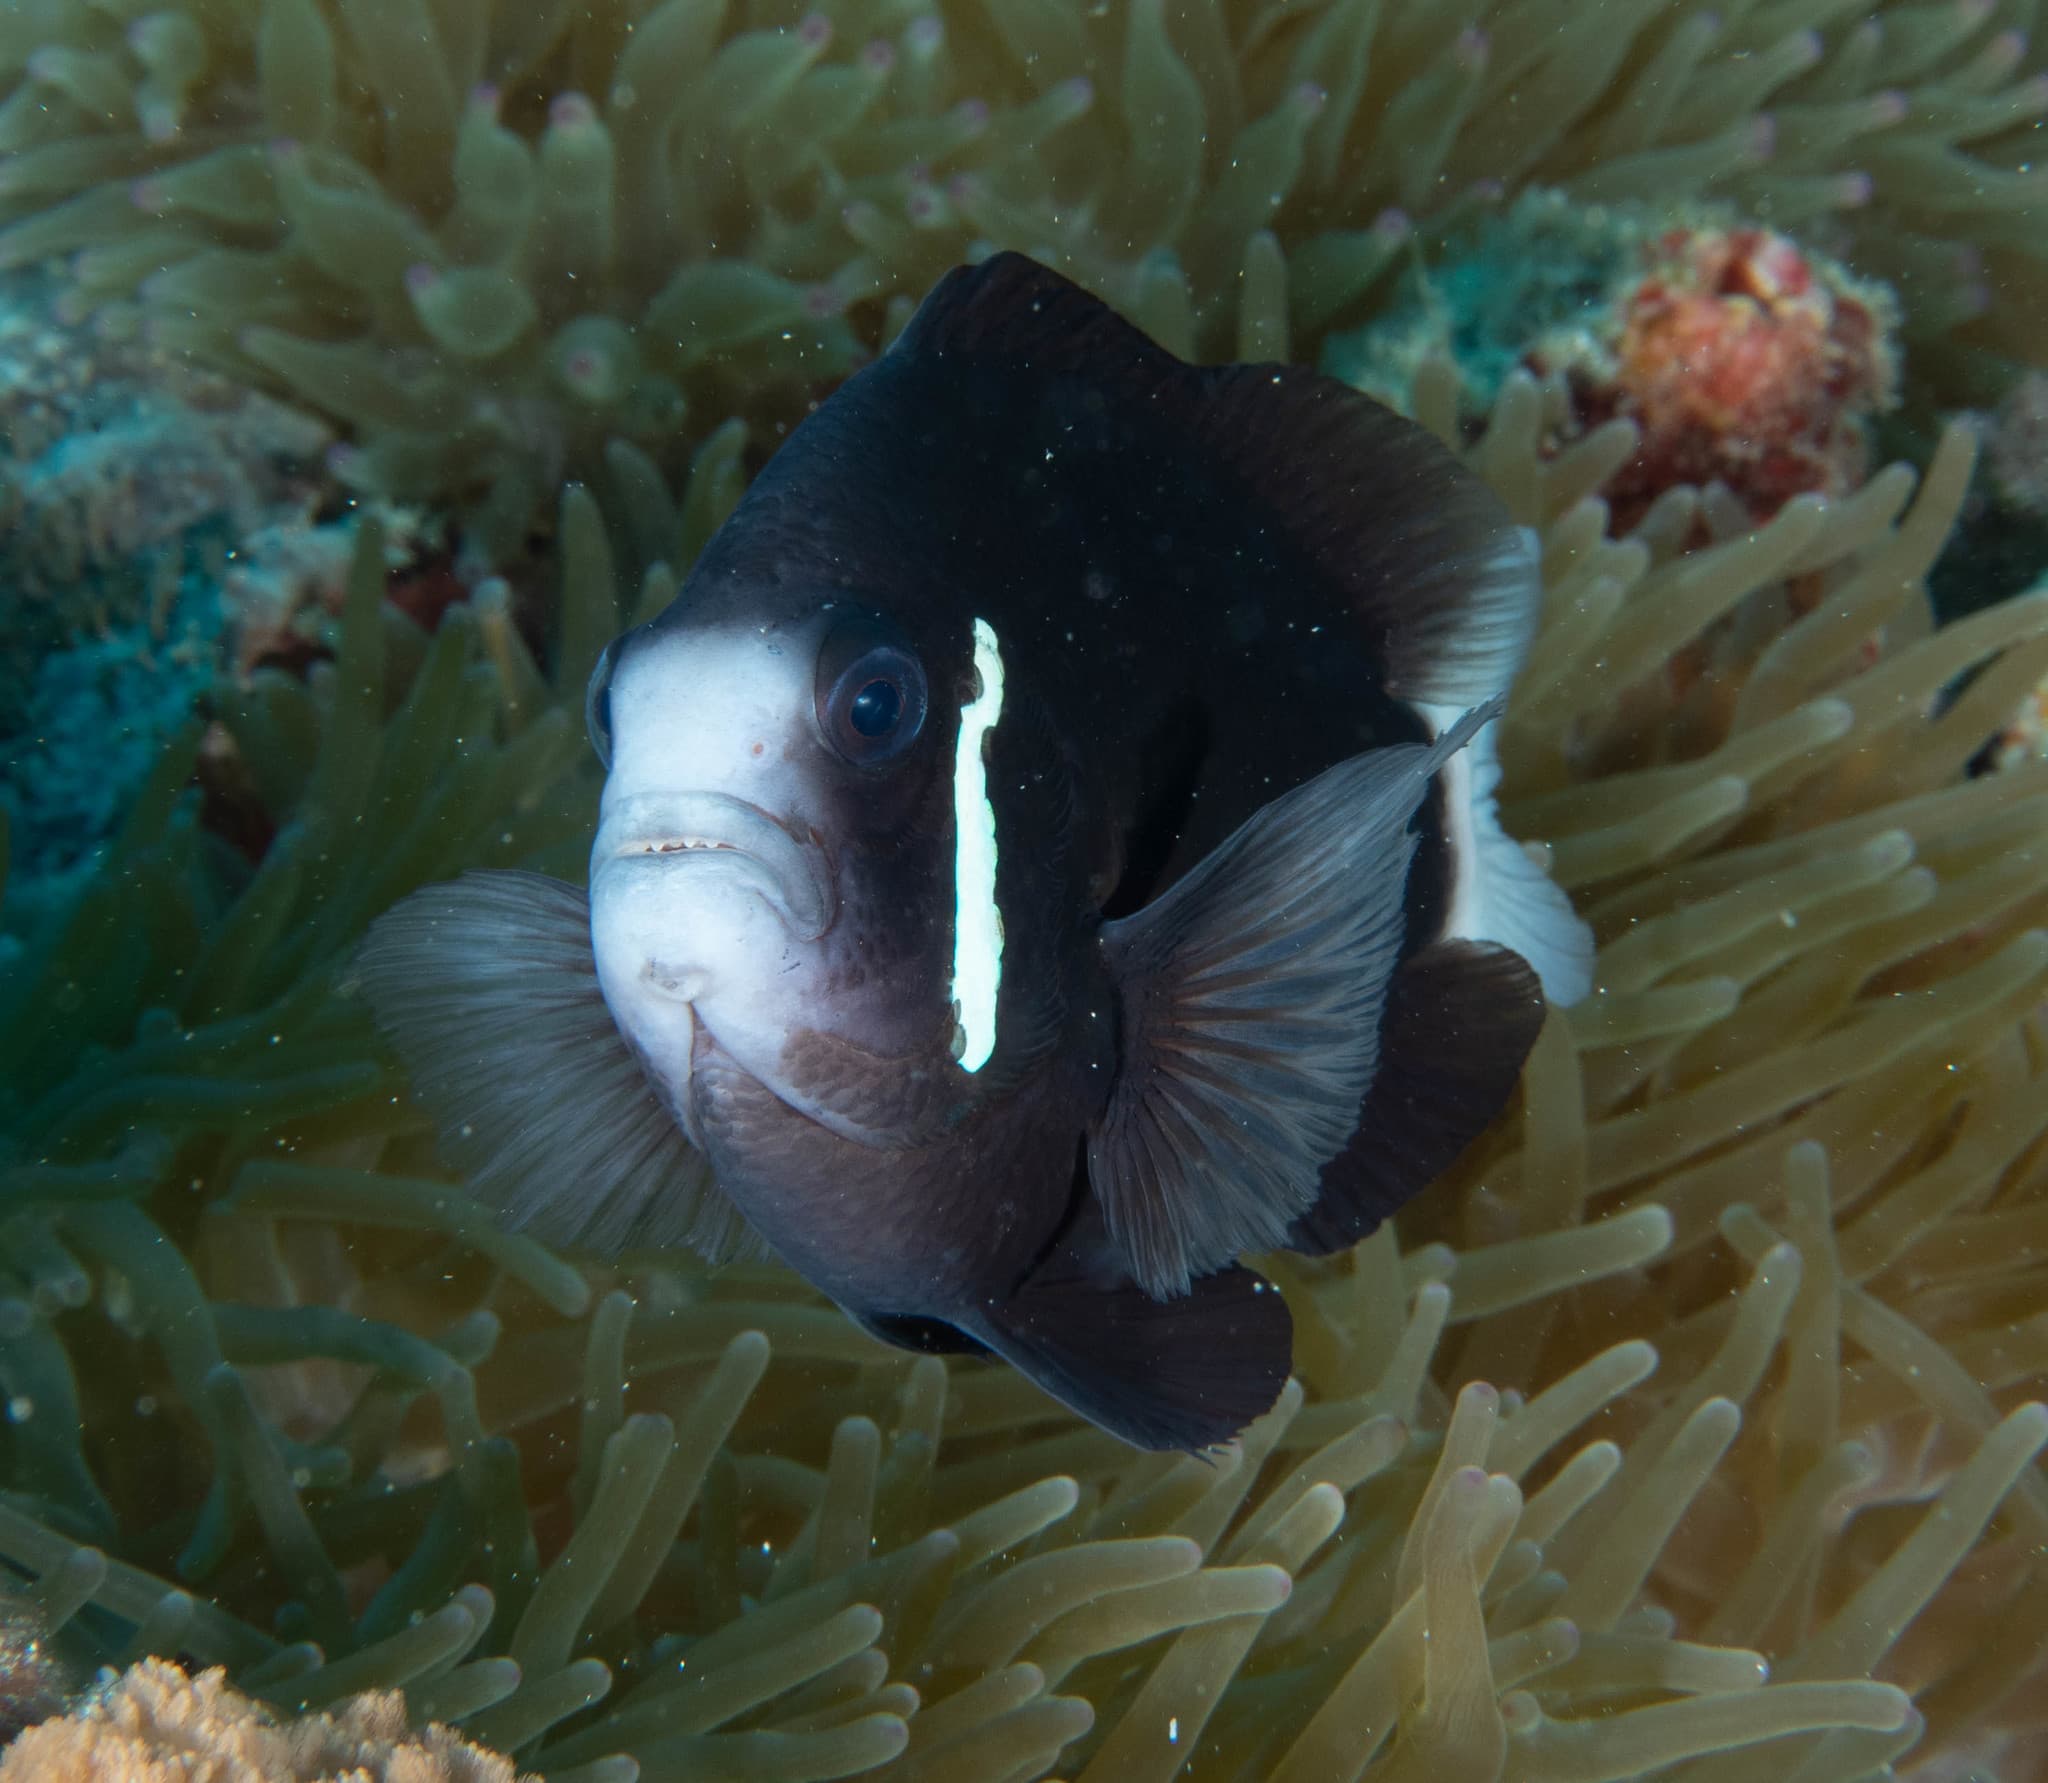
[[592, 790, 833, 940]]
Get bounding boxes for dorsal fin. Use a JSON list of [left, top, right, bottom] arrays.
[[892, 251, 1540, 707], [891, 250, 1181, 383]]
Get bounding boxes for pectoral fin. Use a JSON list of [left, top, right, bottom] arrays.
[[352, 869, 764, 1261], [1088, 703, 1500, 1298]]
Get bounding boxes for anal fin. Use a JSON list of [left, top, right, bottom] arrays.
[[1288, 939, 1545, 1255], [963, 1245, 1292, 1453]]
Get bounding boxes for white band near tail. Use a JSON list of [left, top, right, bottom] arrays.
[[1416, 698, 1594, 1007], [952, 619, 1007, 1070]]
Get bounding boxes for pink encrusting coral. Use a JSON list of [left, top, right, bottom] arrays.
[[1541, 223, 1899, 533]]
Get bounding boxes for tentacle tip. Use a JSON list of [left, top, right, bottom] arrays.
[[549, 90, 598, 130]]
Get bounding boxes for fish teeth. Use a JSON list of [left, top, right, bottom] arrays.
[[594, 790, 834, 940]]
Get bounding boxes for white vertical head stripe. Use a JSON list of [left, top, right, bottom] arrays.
[[951, 618, 1007, 1072]]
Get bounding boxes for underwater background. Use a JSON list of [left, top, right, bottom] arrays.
[[2, 0, 2048, 1776]]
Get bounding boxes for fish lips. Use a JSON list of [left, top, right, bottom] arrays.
[[590, 790, 834, 942]]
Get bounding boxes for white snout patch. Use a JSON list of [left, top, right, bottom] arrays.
[[588, 626, 824, 1112], [950, 618, 1006, 1073]]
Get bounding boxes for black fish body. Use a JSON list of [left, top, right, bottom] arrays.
[[358, 254, 1593, 1452]]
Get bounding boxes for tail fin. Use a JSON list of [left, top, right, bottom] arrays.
[[1288, 939, 1545, 1255]]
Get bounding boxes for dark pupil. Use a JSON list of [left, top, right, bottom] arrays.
[[849, 678, 902, 738]]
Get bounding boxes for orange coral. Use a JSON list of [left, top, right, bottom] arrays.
[[1578, 225, 1897, 531]]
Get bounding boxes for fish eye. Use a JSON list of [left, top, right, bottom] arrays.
[[585, 636, 622, 769], [816, 616, 927, 766], [848, 677, 903, 737]]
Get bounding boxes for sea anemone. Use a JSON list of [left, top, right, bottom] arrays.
[[0, 349, 2042, 1776], [0, 0, 2040, 542]]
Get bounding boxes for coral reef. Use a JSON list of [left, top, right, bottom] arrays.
[[0, 267, 335, 725], [1323, 188, 1660, 416], [1, 1, 2041, 543], [0, 1658, 526, 1781], [0, 488, 438, 940], [1327, 197, 1899, 534], [0, 368, 2041, 1778], [0, 265, 442, 935], [1553, 222, 1897, 530], [0, 570, 220, 941]]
